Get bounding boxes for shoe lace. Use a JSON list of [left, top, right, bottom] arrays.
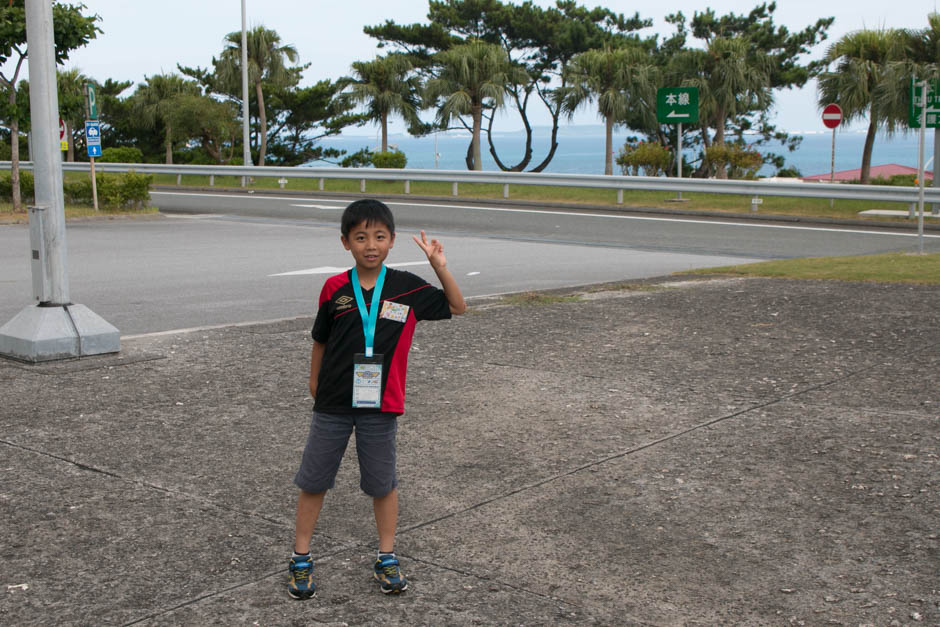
[[291, 561, 312, 581], [379, 559, 400, 578]]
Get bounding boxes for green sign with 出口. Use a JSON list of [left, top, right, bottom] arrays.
[[657, 87, 699, 124], [910, 80, 940, 129]]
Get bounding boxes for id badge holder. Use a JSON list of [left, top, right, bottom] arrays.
[[352, 353, 383, 408]]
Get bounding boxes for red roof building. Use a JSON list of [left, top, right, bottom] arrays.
[[802, 164, 932, 182]]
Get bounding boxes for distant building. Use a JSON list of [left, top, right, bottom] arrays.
[[802, 164, 932, 183]]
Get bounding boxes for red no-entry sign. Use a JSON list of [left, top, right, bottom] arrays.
[[822, 104, 842, 129]]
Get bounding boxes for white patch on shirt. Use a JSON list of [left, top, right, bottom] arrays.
[[380, 301, 410, 323]]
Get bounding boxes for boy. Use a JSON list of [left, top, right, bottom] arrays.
[[288, 199, 466, 599]]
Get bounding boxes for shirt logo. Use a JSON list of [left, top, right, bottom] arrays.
[[335, 295, 354, 310]]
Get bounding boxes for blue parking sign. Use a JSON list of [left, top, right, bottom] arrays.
[[84, 120, 102, 158]]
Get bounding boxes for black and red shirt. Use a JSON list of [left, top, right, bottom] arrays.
[[312, 267, 452, 415]]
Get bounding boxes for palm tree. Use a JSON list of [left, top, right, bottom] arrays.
[[132, 74, 199, 164], [425, 40, 523, 171], [217, 26, 299, 166], [343, 54, 422, 153], [906, 13, 940, 73], [817, 28, 909, 184], [687, 37, 772, 178], [560, 46, 657, 175], [57, 69, 89, 162]]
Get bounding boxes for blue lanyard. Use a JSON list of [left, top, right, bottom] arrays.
[[350, 265, 386, 358]]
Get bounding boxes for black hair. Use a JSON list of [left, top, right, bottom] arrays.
[[341, 199, 395, 238]]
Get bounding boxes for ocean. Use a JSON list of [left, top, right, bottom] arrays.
[[320, 125, 928, 178]]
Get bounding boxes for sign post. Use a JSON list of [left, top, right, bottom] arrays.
[[915, 81, 928, 253], [657, 87, 699, 201], [822, 103, 842, 208], [84, 82, 100, 210]]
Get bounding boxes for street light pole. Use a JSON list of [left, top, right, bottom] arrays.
[[27, 0, 68, 306], [0, 0, 119, 362], [241, 0, 251, 173]]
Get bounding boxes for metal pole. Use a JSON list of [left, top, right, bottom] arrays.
[[240, 0, 251, 180], [25, 0, 69, 305], [917, 81, 927, 254], [676, 122, 682, 201], [829, 126, 836, 208]]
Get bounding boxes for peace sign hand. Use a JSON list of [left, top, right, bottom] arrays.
[[413, 230, 447, 270]]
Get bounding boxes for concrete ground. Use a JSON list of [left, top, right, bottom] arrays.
[[1, 276, 937, 626]]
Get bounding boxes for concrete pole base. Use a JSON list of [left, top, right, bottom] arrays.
[[0, 304, 120, 362]]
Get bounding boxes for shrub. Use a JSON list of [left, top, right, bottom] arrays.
[[617, 140, 672, 177], [858, 174, 930, 186], [63, 178, 93, 204], [775, 166, 802, 178], [371, 150, 407, 169], [704, 143, 763, 179], [63, 171, 153, 208], [0, 170, 35, 201], [98, 146, 143, 163]]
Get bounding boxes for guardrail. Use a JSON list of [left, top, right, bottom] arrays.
[[5, 160, 940, 207]]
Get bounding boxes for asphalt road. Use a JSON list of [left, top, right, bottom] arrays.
[[152, 189, 940, 259], [1, 191, 937, 335]]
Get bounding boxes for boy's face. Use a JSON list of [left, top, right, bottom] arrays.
[[341, 220, 395, 273]]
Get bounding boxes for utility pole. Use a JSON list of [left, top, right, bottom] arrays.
[[0, 0, 119, 362], [241, 0, 251, 184]]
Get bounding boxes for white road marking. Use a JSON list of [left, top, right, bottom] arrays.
[[467, 271, 481, 276], [151, 190, 940, 239], [270, 260, 429, 277]]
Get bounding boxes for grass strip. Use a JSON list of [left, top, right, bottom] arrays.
[[682, 251, 940, 285], [0, 202, 158, 223]]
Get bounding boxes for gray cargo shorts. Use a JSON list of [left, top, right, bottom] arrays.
[[294, 410, 398, 497]]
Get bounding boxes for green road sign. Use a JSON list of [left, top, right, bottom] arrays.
[[910, 80, 940, 128], [85, 82, 98, 120], [657, 87, 699, 124]]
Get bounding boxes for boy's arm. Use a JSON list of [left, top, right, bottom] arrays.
[[413, 230, 467, 315], [309, 340, 326, 398]]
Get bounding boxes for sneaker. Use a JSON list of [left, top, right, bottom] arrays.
[[373, 554, 408, 594], [287, 554, 316, 600]]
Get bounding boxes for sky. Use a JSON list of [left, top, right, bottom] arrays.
[[11, 0, 939, 136]]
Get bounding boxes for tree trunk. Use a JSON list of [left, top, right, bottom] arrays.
[[202, 134, 221, 162], [380, 111, 388, 153], [694, 127, 713, 178], [860, 113, 877, 184], [66, 122, 74, 162], [529, 108, 561, 174], [256, 80, 266, 166], [11, 118, 22, 212], [713, 115, 727, 179], [487, 87, 533, 172], [165, 124, 173, 165], [604, 113, 614, 175], [471, 103, 482, 171]]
